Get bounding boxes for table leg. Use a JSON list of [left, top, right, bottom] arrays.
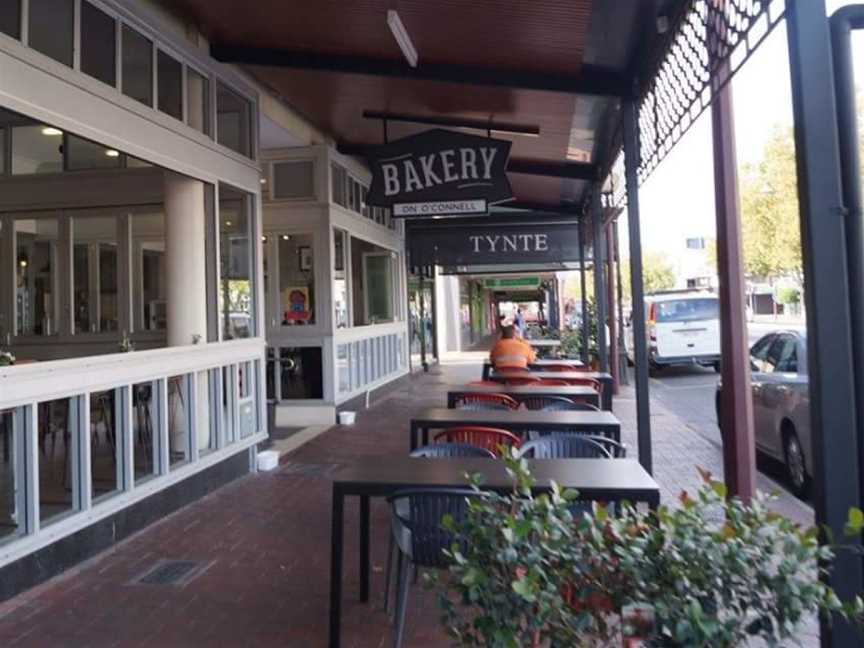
[[423, 425, 429, 447], [447, 393, 455, 408], [410, 422, 417, 451], [329, 487, 345, 648], [360, 495, 370, 602], [482, 364, 490, 380]]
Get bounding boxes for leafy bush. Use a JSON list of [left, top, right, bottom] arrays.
[[434, 457, 864, 647]]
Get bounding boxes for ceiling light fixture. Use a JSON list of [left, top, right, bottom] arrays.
[[281, 235, 290, 241], [387, 10, 418, 68], [105, 149, 120, 158], [41, 127, 63, 136], [260, 178, 267, 185]]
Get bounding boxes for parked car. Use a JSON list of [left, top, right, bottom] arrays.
[[715, 331, 810, 497], [626, 291, 721, 373]]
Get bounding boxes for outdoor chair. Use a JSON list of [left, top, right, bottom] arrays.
[[433, 426, 521, 455], [542, 363, 589, 372], [467, 380, 505, 387], [387, 488, 480, 648], [521, 395, 597, 411], [534, 431, 627, 458], [503, 376, 543, 386], [562, 376, 603, 392], [534, 378, 571, 386], [455, 393, 519, 411], [517, 434, 612, 459]]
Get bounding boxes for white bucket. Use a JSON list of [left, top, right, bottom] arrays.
[[256, 450, 279, 472], [338, 411, 356, 426]]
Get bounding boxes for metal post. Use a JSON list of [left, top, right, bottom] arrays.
[[622, 98, 652, 475], [831, 3, 864, 517], [605, 221, 619, 394], [787, 1, 863, 644], [614, 220, 629, 386], [578, 218, 590, 364], [591, 189, 609, 373], [418, 273, 428, 371], [708, 13, 756, 500]]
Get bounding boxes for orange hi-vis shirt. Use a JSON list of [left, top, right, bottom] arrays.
[[490, 338, 536, 370]]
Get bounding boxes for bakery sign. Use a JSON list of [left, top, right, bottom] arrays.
[[365, 129, 513, 217]]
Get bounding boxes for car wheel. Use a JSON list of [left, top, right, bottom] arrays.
[[783, 426, 808, 498]]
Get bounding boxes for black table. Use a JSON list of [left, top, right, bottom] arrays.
[[447, 383, 599, 410], [328, 457, 660, 648], [481, 358, 586, 380], [410, 407, 620, 450], [489, 370, 615, 411]]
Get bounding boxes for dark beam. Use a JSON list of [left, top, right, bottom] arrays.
[[336, 142, 595, 180], [362, 111, 540, 137], [211, 44, 629, 96]]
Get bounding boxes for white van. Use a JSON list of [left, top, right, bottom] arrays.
[[627, 291, 721, 373]]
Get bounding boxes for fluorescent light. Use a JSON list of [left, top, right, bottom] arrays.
[[260, 178, 267, 185], [41, 127, 63, 136], [387, 10, 418, 68], [281, 235, 290, 241], [105, 149, 120, 158]]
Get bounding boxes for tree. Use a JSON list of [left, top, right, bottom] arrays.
[[641, 252, 676, 294], [738, 126, 803, 283]]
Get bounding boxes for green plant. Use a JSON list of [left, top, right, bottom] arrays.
[[434, 459, 864, 648], [775, 286, 801, 306]]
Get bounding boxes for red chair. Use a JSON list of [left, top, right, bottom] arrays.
[[543, 364, 589, 372], [468, 380, 505, 387], [434, 426, 521, 456], [454, 393, 519, 411], [535, 379, 571, 386], [504, 376, 543, 386], [562, 377, 603, 392]]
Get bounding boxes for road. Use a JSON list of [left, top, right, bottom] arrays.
[[646, 318, 809, 498]]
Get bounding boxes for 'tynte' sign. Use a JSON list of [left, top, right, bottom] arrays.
[[469, 233, 549, 253], [366, 129, 512, 217]]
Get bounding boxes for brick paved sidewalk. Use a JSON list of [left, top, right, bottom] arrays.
[[0, 356, 817, 647]]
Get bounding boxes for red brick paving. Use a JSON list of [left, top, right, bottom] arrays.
[[0, 356, 818, 647]]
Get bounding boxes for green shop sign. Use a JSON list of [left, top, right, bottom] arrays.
[[483, 277, 541, 289]]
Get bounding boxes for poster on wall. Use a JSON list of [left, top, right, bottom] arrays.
[[282, 287, 311, 323]]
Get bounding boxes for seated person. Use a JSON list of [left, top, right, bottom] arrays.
[[490, 325, 536, 371]]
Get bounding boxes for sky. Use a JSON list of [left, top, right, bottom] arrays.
[[623, 0, 863, 257]]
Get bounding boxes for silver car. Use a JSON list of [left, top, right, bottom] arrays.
[[716, 331, 810, 496]]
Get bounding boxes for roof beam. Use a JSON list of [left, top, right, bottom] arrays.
[[336, 142, 596, 180], [211, 44, 629, 96]]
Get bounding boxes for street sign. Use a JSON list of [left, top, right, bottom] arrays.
[[483, 277, 541, 289], [366, 129, 512, 217]]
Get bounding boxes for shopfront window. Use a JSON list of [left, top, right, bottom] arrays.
[[0, 1, 20, 39], [186, 68, 211, 136], [0, 409, 25, 544], [219, 187, 255, 339], [277, 347, 323, 399], [122, 26, 153, 107], [278, 233, 315, 326], [73, 216, 118, 334], [15, 218, 58, 336], [157, 51, 183, 121], [38, 396, 80, 525], [133, 213, 166, 331], [81, 1, 116, 87], [29, 0, 74, 67], [217, 83, 252, 158], [67, 135, 123, 171], [351, 237, 396, 326], [90, 388, 122, 502], [334, 229, 348, 329]]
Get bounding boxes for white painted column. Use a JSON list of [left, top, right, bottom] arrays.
[[164, 171, 207, 347], [163, 172, 209, 452]]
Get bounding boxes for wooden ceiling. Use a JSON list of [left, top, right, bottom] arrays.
[[171, 0, 617, 210]]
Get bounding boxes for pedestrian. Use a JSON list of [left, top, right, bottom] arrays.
[[514, 307, 526, 337]]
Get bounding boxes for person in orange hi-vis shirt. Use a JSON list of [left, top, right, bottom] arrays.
[[489, 324, 536, 370]]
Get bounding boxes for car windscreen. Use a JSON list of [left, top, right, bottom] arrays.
[[654, 298, 719, 323]]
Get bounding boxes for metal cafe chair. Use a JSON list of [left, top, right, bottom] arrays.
[[517, 434, 611, 459], [534, 431, 627, 458], [521, 395, 598, 411], [533, 378, 571, 386], [383, 443, 495, 616], [387, 488, 481, 648], [454, 393, 519, 411], [542, 363, 590, 372], [433, 426, 521, 456], [503, 376, 543, 386]]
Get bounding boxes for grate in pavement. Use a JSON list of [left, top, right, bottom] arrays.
[[133, 560, 209, 586]]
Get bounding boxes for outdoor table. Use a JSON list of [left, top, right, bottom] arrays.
[[410, 406, 619, 450], [328, 456, 660, 648], [481, 358, 585, 380], [488, 371, 615, 411], [447, 383, 600, 410]]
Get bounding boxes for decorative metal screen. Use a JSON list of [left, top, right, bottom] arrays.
[[637, 0, 786, 182]]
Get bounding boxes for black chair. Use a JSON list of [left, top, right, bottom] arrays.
[[387, 488, 479, 648], [455, 400, 513, 412], [517, 434, 611, 459], [383, 443, 493, 616], [534, 430, 627, 458], [521, 395, 600, 411]]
